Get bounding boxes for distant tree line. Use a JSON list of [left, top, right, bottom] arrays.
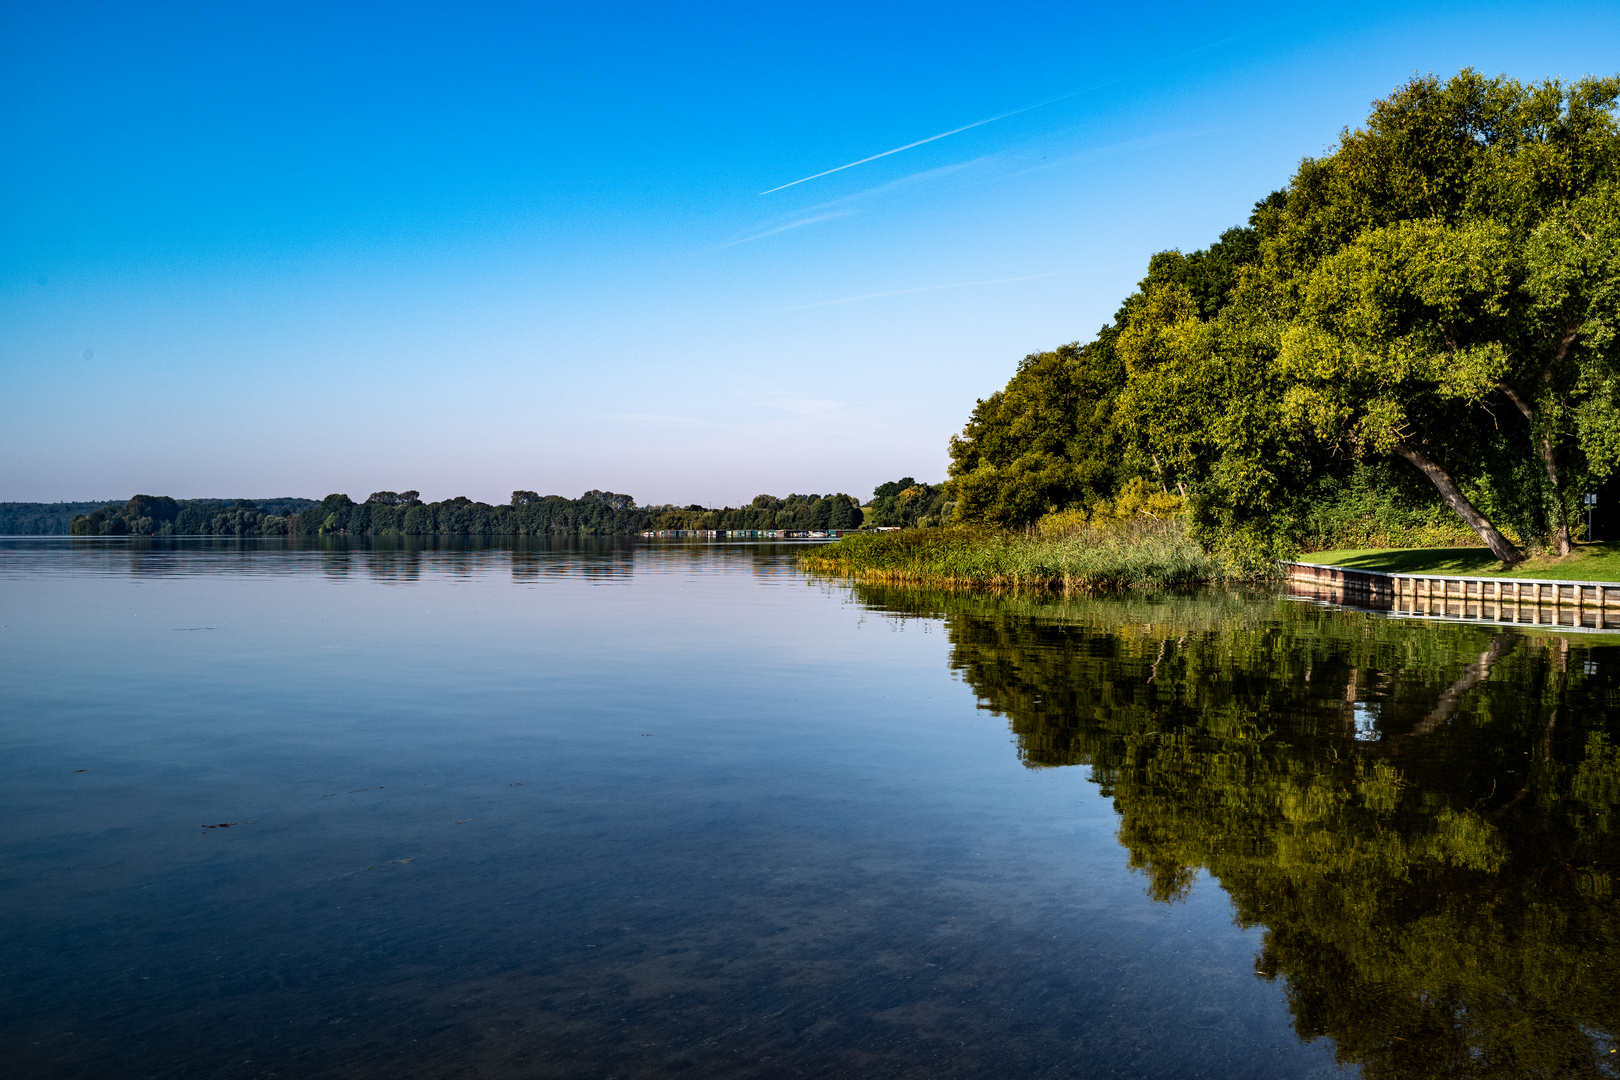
[[298, 490, 658, 536], [66, 491, 651, 537], [0, 501, 124, 535], [644, 492, 863, 531], [68, 495, 317, 536], [62, 489, 873, 537]]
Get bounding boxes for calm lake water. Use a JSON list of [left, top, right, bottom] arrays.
[[3, 537, 1617, 1079]]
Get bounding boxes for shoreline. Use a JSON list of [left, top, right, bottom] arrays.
[[798, 520, 1222, 592]]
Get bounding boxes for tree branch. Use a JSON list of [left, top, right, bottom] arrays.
[[1394, 442, 1522, 564], [1497, 381, 1534, 421], [1408, 633, 1520, 737], [1542, 324, 1582, 387]]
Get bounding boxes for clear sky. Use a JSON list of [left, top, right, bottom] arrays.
[[3, 1, 1616, 506]]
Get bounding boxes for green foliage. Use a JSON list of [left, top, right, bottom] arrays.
[[0, 502, 117, 535], [947, 336, 1130, 527], [1131, 226, 1263, 320], [946, 220, 1268, 532], [1525, 179, 1620, 487], [63, 491, 663, 537], [69, 495, 308, 537], [1113, 268, 1305, 573], [946, 212, 1277, 538], [281, 489, 660, 537], [944, 68, 1620, 567], [644, 492, 862, 532], [372, 491, 650, 536], [1195, 70, 1620, 560], [61, 497, 320, 536], [1301, 461, 1488, 550], [801, 518, 1222, 590], [1276, 216, 1518, 452], [865, 478, 949, 527]]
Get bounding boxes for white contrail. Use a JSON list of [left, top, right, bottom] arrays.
[[707, 211, 855, 252], [759, 111, 1029, 195], [709, 161, 981, 254], [990, 125, 1227, 183], [759, 28, 1262, 196]]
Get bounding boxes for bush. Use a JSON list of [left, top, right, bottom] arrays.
[[1300, 462, 1493, 552], [800, 518, 1224, 591]]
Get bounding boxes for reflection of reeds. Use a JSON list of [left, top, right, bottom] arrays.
[[840, 579, 1274, 637], [800, 519, 1221, 591]]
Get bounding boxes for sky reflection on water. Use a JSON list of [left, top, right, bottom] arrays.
[[4, 537, 1615, 1078]]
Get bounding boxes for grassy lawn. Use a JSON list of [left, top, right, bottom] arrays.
[[1301, 541, 1620, 582]]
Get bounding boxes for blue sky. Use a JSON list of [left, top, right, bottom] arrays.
[[3, 1, 1616, 505]]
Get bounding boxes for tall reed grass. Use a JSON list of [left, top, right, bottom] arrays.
[[799, 518, 1222, 591]]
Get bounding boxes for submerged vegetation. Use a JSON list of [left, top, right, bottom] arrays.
[[800, 517, 1218, 591]]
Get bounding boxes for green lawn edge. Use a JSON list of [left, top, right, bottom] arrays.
[[1299, 542, 1620, 582]]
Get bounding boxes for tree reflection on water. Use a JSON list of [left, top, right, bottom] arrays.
[[852, 584, 1620, 1080]]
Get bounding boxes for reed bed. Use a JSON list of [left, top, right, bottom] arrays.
[[799, 518, 1221, 591]]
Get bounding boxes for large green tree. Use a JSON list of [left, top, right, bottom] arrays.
[[1125, 70, 1620, 565], [947, 336, 1126, 526], [948, 223, 1265, 530]]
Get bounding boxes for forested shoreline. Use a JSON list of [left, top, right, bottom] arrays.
[[0, 502, 132, 535], [938, 70, 1620, 571], [14, 482, 948, 538], [57, 489, 871, 537]]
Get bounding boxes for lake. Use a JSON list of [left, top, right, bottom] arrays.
[[3, 537, 1616, 1079]]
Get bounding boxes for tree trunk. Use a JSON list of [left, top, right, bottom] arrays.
[[1538, 433, 1572, 555], [1409, 632, 1520, 736], [1150, 454, 1169, 495], [1498, 322, 1582, 555], [1394, 443, 1522, 565], [1505, 380, 1573, 554]]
